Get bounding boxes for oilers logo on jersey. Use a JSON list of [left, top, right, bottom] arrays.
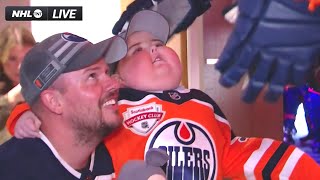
[[145, 118, 217, 180], [122, 102, 165, 135]]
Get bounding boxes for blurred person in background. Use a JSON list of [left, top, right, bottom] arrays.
[[283, 57, 320, 154], [0, 24, 36, 144]]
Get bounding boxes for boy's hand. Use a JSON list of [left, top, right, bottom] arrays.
[[7, 84, 24, 107], [14, 111, 41, 139], [216, 0, 320, 103]]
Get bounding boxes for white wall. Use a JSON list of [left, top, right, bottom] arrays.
[[31, 0, 121, 43]]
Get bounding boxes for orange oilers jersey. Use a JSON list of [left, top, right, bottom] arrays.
[[6, 88, 320, 179], [105, 88, 320, 179]]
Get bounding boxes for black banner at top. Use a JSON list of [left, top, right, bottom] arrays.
[[5, 6, 82, 21]]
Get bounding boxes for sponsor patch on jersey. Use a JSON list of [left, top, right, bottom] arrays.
[[122, 102, 165, 135], [145, 118, 217, 180]]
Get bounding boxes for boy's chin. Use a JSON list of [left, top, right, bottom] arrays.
[[145, 83, 180, 91], [127, 78, 181, 91]]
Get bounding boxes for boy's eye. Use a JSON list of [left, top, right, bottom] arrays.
[[155, 42, 164, 47], [133, 47, 143, 54]]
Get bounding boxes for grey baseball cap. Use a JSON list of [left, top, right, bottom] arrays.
[[109, 10, 170, 74], [20, 32, 127, 105], [122, 10, 170, 43]]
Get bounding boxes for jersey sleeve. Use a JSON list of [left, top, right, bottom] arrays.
[[199, 89, 320, 179], [6, 102, 30, 135], [222, 136, 320, 179]]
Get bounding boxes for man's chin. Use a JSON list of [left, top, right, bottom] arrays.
[[99, 123, 121, 138], [99, 117, 122, 137]]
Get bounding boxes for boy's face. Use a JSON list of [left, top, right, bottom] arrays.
[[117, 31, 182, 91]]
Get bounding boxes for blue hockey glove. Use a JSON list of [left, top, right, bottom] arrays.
[[112, 0, 157, 35], [112, 0, 211, 38], [216, 0, 320, 103]]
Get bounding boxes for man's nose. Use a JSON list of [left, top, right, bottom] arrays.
[[103, 75, 120, 91]]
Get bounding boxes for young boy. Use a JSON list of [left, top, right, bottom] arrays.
[[6, 10, 320, 179]]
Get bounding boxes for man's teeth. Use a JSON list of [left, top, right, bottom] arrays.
[[103, 99, 116, 107]]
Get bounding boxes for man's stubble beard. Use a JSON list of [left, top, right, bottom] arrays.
[[71, 109, 121, 147]]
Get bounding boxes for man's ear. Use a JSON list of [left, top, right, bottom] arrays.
[[40, 89, 63, 114]]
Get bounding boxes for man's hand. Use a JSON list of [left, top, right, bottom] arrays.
[[14, 111, 41, 139], [216, 0, 320, 103]]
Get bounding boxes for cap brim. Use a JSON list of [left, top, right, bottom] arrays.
[[66, 36, 127, 72], [102, 36, 127, 64], [126, 10, 170, 43]]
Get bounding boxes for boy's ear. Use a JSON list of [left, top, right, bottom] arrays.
[[40, 89, 63, 114]]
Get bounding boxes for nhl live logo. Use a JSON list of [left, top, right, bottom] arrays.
[[5, 6, 82, 21]]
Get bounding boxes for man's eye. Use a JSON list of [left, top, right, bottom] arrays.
[[106, 70, 112, 76], [89, 73, 97, 79]]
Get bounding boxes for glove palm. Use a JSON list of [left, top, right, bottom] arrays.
[[216, 0, 320, 103]]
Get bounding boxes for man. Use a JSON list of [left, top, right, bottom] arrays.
[[0, 32, 127, 179]]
